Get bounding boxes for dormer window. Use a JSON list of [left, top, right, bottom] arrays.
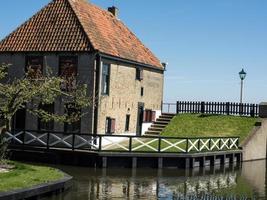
[[59, 56, 78, 91], [25, 56, 43, 79]]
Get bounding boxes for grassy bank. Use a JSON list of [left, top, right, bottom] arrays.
[[161, 114, 258, 142], [0, 161, 64, 192]]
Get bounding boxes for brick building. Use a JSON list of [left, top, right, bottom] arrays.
[[0, 0, 164, 135]]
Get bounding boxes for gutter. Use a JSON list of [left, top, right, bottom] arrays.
[[98, 52, 165, 72]]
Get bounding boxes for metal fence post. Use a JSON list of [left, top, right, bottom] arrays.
[[158, 138, 161, 153], [47, 132, 50, 150], [99, 136, 102, 151], [22, 130, 25, 147], [186, 139, 189, 153], [176, 101, 180, 114], [219, 139, 222, 150], [201, 101, 205, 114], [129, 137, 132, 152], [226, 102, 230, 115], [250, 104, 255, 117], [72, 133, 75, 151]]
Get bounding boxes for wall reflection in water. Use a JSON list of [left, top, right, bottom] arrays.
[[43, 160, 266, 200]]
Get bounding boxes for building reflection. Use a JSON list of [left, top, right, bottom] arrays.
[[84, 163, 243, 199], [44, 160, 266, 200]]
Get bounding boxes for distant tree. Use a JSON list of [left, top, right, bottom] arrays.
[[0, 63, 92, 161]]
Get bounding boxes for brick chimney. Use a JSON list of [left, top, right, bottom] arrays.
[[108, 6, 119, 18]]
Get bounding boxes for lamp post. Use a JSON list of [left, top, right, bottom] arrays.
[[239, 68, 246, 104]]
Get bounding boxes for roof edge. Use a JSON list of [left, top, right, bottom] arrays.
[[98, 52, 164, 71]]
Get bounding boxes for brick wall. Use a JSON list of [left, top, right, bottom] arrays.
[[97, 61, 164, 134]]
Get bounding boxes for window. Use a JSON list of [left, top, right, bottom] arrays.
[[125, 115, 130, 131], [105, 117, 115, 134], [64, 104, 81, 133], [143, 110, 156, 123], [141, 87, 144, 97], [38, 104, 54, 131], [59, 56, 78, 91], [25, 56, 43, 79], [101, 63, 110, 95], [136, 68, 143, 81]]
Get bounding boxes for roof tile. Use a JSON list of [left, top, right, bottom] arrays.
[[0, 0, 162, 69]]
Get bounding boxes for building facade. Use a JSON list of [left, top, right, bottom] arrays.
[[0, 0, 164, 135]]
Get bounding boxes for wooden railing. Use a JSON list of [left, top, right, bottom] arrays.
[[4, 130, 239, 154], [163, 101, 258, 117]]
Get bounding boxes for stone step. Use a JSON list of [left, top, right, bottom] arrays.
[[151, 124, 166, 128], [158, 117, 173, 121], [159, 115, 173, 119], [161, 113, 176, 117], [148, 127, 164, 131], [156, 118, 171, 123], [153, 121, 169, 125], [145, 131, 160, 135]]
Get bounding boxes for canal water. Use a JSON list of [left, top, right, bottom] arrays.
[[42, 160, 266, 200]]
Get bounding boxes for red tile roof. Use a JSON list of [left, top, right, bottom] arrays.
[[0, 0, 163, 69]]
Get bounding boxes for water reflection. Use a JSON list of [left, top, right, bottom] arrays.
[[42, 160, 266, 200]]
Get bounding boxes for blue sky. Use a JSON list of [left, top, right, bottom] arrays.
[[1, 0, 267, 103]]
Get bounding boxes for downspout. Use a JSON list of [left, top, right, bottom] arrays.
[[93, 53, 101, 136]]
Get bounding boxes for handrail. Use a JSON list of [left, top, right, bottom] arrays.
[[5, 130, 240, 154], [11, 129, 239, 140]]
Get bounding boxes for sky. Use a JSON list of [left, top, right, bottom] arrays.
[[1, 0, 267, 104]]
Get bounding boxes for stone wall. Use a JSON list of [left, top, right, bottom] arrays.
[[241, 119, 267, 161], [97, 60, 164, 134]]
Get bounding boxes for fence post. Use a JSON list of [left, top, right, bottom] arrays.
[[219, 139, 222, 150], [239, 103, 243, 116], [186, 139, 189, 153], [250, 104, 255, 117], [47, 132, 50, 150], [158, 138, 161, 153], [226, 102, 230, 115], [176, 101, 180, 114], [98, 136, 102, 151], [129, 137, 132, 152], [201, 101, 205, 114], [72, 133, 75, 151], [22, 130, 25, 147]]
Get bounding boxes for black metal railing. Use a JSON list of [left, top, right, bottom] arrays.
[[163, 101, 258, 117], [4, 130, 240, 154]]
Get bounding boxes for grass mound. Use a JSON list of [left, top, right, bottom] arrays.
[[161, 114, 258, 142], [0, 161, 64, 192]]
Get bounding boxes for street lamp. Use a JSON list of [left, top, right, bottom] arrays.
[[239, 68, 246, 104]]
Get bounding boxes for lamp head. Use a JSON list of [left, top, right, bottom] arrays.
[[239, 68, 246, 80]]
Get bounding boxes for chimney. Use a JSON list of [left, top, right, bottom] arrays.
[[108, 6, 119, 18]]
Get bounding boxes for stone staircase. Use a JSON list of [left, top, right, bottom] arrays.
[[145, 113, 176, 135]]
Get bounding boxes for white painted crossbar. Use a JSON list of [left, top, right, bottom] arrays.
[[24, 131, 47, 146], [132, 138, 158, 152], [160, 139, 186, 152]]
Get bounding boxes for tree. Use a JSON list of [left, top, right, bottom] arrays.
[[0, 63, 92, 161]]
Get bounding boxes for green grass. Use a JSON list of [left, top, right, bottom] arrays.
[[0, 161, 64, 192], [161, 114, 258, 142]]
